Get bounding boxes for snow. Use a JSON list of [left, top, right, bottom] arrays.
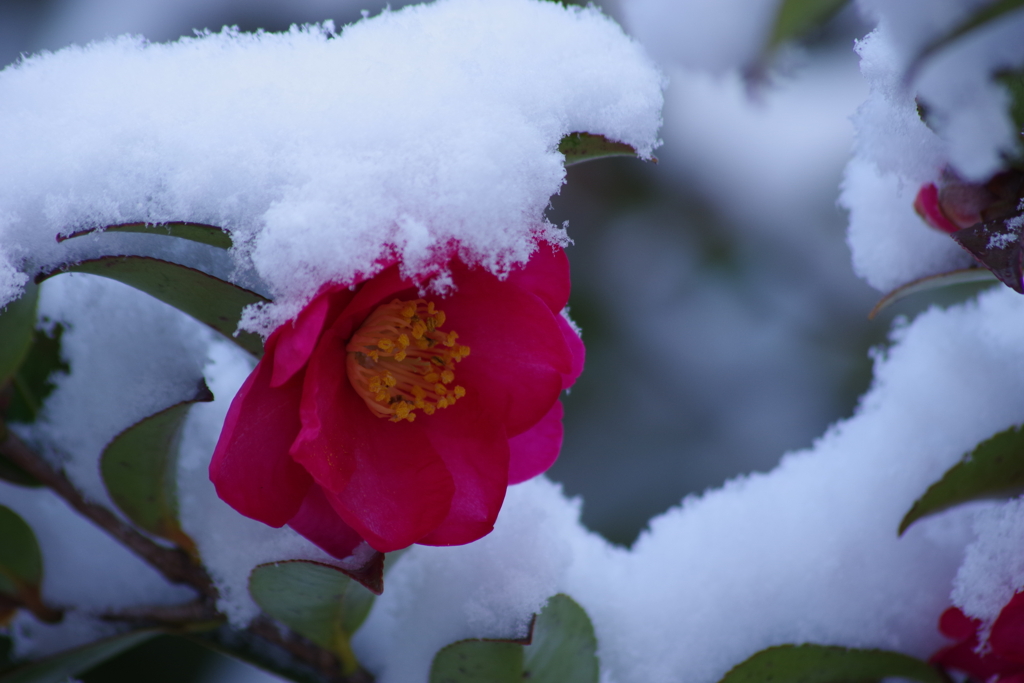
[[6, 0, 1024, 681], [354, 286, 1024, 683], [0, 0, 663, 332]]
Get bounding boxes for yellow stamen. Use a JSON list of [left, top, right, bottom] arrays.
[[345, 298, 471, 423]]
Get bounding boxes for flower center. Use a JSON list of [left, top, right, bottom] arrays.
[[346, 298, 471, 423]]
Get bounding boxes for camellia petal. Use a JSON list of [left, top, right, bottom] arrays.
[[211, 246, 582, 561], [557, 315, 585, 389], [442, 265, 571, 436], [287, 485, 365, 561], [507, 400, 564, 485], [416, 399, 510, 546], [210, 335, 313, 527], [270, 288, 345, 388], [505, 245, 572, 313]]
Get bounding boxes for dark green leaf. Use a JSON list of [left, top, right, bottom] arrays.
[[717, 644, 949, 683], [430, 594, 599, 683], [5, 324, 68, 425], [997, 69, 1024, 142], [908, 0, 1024, 81], [38, 256, 266, 357], [768, 0, 849, 49], [0, 635, 12, 670], [430, 641, 523, 683], [0, 284, 39, 389], [100, 380, 213, 555], [248, 560, 376, 674], [559, 133, 639, 166], [523, 594, 598, 683], [868, 268, 998, 319], [0, 630, 158, 683], [60, 222, 233, 250], [0, 505, 41, 596], [901, 424, 1024, 535], [0, 505, 59, 623]]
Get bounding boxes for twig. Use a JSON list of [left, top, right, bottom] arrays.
[[0, 430, 214, 597], [0, 429, 375, 683]]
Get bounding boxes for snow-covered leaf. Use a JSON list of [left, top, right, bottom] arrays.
[[901, 424, 1024, 535], [248, 560, 376, 675], [767, 0, 849, 49], [952, 218, 1024, 293], [0, 284, 38, 389], [0, 630, 158, 683], [869, 268, 998, 318], [38, 256, 267, 357], [430, 594, 598, 683], [908, 0, 1024, 80], [60, 222, 233, 250], [100, 380, 213, 555], [559, 133, 638, 166], [717, 644, 947, 683], [0, 505, 59, 624]]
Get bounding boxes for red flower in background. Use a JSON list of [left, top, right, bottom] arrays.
[[932, 594, 1024, 683], [209, 246, 583, 564]]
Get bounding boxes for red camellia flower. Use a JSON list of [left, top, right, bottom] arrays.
[[209, 246, 584, 564], [932, 593, 1024, 683]]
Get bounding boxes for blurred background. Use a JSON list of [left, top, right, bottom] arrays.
[[0, 0, 933, 679]]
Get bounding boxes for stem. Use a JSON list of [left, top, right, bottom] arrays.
[[0, 430, 214, 597], [0, 429, 375, 683]]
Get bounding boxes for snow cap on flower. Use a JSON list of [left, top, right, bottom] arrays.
[[0, 0, 663, 323]]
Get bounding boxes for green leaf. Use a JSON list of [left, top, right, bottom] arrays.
[[0, 505, 42, 596], [38, 256, 267, 357], [248, 560, 376, 675], [522, 594, 598, 683], [868, 268, 998, 319], [0, 629, 158, 683], [60, 222, 233, 250], [430, 594, 599, 683], [559, 133, 639, 166], [900, 424, 1024, 535], [908, 0, 1024, 81], [768, 0, 849, 49], [430, 642, 524, 683], [997, 69, 1024, 148], [4, 323, 68, 426], [717, 644, 949, 683], [0, 505, 59, 624], [0, 284, 39, 389], [100, 380, 213, 555]]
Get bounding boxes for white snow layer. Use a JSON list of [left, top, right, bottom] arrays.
[[844, 0, 1024, 291], [0, 0, 663, 331], [353, 286, 1024, 683]]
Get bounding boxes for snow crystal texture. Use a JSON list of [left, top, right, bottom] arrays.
[[0, 0, 663, 330]]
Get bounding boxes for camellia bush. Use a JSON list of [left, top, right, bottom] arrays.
[[3, 0, 1024, 682]]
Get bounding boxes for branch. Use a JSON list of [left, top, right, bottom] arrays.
[[0, 429, 215, 598], [0, 428, 376, 683]]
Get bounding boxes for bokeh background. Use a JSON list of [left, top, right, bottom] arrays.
[[0, 0, 944, 679]]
